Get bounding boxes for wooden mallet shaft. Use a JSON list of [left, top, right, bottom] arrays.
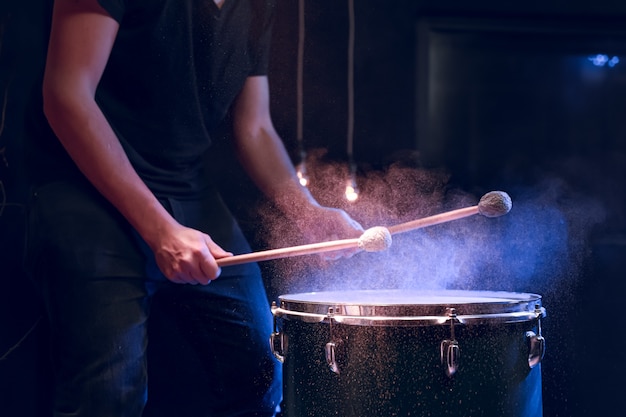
[[216, 237, 361, 267], [387, 206, 478, 235]]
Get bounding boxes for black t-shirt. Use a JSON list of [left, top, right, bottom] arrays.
[[29, 0, 275, 198]]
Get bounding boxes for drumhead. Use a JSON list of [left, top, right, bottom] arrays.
[[274, 289, 544, 325]]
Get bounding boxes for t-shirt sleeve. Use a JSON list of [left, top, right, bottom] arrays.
[[97, 0, 126, 23], [249, 0, 276, 76]]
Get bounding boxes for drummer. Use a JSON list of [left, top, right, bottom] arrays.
[[24, 1, 363, 416]]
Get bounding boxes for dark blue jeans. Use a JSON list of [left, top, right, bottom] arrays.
[[26, 180, 282, 417]]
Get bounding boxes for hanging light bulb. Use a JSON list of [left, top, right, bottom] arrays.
[[296, 165, 309, 187], [344, 176, 359, 202], [296, 163, 309, 187], [344, 162, 359, 202], [296, 148, 309, 187]]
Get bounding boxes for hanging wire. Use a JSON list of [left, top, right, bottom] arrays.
[[344, 0, 359, 202], [297, 0, 304, 144], [347, 0, 355, 158], [295, 0, 309, 187]]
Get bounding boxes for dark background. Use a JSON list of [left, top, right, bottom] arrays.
[[2, 1, 625, 416]]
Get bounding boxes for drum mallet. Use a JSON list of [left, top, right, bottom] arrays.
[[387, 190, 512, 235], [216, 191, 512, 267]]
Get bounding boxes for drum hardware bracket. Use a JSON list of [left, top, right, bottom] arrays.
[[526, 304, 546, 369], [325, 307, 341, 375], [440, 307, 461, 377], [269, 302, 285, 363]]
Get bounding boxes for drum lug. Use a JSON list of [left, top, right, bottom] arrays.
[[440, 307, 461, 377], [270, 302, 285, 363], [270, 332, 285, 363], [325, 307, 341, 374], [525, 331, 545, 368], [325, 342, 340, 374], [441, 339, 460, 377], [526, 306, 546, 369]]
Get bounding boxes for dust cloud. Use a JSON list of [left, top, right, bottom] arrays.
[[256, 150, 607, 300]]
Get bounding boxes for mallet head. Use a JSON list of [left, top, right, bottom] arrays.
[[478, 191, 512, 218], [357, 226, 392, 252]]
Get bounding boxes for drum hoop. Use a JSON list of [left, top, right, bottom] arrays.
[[273, 289, 544, 326], [272, 308, 546, 326]]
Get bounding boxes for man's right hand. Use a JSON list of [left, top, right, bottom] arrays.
[[151, 224, 233, 285]]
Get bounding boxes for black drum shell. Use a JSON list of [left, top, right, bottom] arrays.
[[274, 290, 544, 417]]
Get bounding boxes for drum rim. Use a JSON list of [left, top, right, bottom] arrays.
[[274, 289, 544, 324]]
